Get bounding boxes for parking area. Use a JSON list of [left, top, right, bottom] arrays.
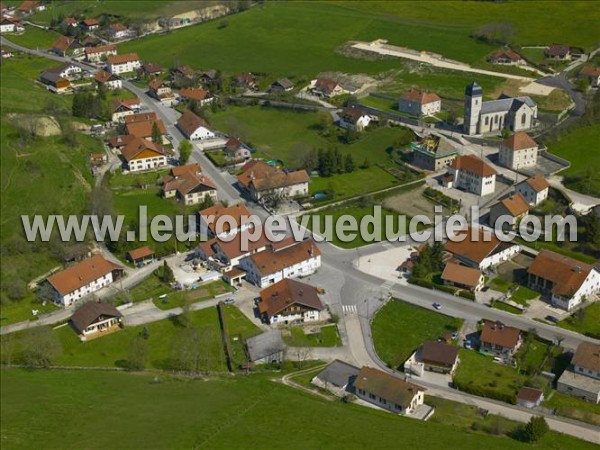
[[522, 152, 568, 176]]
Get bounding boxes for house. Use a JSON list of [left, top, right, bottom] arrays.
[[516, 173, 550, 206], [421, 341, 460, 375], [398, 88, 441, 117], [309, 78, 344, 98], [127, 246, 155, 265], [354, 367, 425, 415], [39, 70, 70, 93], [337, 107, 371, 131], [120, 137, 168, 172], [124, 112, 167, 142], [106, 53, 141, 75], [488, 49, 523, 65], [557, 342, 600, 403], [198, 69, 218, 85], [479, 320, 522, 358], [43, 62, 82, 80], [447, 154, 497, 196], [176, 110, 215, 140], [81, 18, 100, 32], [110, 98, 140, 123], [498, 131, 538, 170], [0, 16, 24, 33], [17, 0, 45, 14], [240, 239, 321, 288], [198, 202, 253, 239], [80, 35, 101, 47], [441, 261, 484, 292], [148, 78, 176, 105], [196, 228, 271, 270], [1, 46, 14, 58], [161, 163, 218, 206], [527, 249, 600, 311], [141, 62, 165, 77], [60, 17, 78, 28], [237, 160, 310, 202], [51, 36, 83, 57], [171, 65, 195, 84], [257, 278, 324, 325], [234, 72, 257, 90], [222, 137, 251, 162], [312, 360, 359, 393], [270, 78, 294, 93], [85, 44, 117, 63], [94, 69, 122, 90], [464, 82, 537, 135], [489, 193, 530, 230], [444, 227, 520, 270], [517, 387, 544, 408], [70, 301, 122, 341], [545, 44, 571, 60], [109, 23, 129, 39], [178, 87, 214, 106], [246, 330, 286, 365], [46, 255, 124, 307], [579, 65, 600, 88], [410, 135, 458, 172]]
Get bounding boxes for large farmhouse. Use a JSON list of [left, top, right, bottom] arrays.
[[257, 278, 324, 325], [161, 163, 217, 205], [237, 160, 309, 202], [444, 227, 520, 270], [447, 154, 497, 196]]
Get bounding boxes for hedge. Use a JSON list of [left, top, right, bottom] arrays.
[[453, 379, 517, 405]]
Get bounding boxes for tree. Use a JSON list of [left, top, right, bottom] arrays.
[[160, 261, 175, 283], [151, 121, 161, 144], [61, 120, 79, 148], [178, 140, 192, 165], [21, 326, 62, 368], [344, 154, 355, 173], [361, 157, 371, 169], [576, 76, 590, 93], [97, 81, 108, 100], [523, 416, 549, 442], [127, 335, 148, 370]]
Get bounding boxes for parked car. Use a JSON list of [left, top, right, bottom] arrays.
[[432, 302, 442, 310], [452, 332, 459, 340], [464, 340, 472, 350], [224, 298, 235, 305], [546, 315, 559, 323]]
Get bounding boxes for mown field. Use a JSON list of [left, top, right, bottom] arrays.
[[2, 368, 596, 450]]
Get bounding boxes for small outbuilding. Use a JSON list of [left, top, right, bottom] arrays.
[[517, 386, 544, 408], [70, 301, 123, 341], [246, 330, 286, 365], [127, 246, 155, 265]]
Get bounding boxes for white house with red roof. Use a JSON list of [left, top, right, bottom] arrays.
[[498, 131, 538, 170], [0, 16, 24, 33], [106, 53, 141, 75], [398, 88, 441, 116], [516, 173, 549, 206], [447, 154, 497, 196], [257, 278, 324, 324], [161, 163, 217, 206]]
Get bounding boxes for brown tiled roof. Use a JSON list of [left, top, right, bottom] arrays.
[[94, 69, 117, 84], [125, 117, 166, 138], [62, 17, 77, 25], [521, 173, 549, 193], [355, 367, 424, 408], [517, 386, 543, 402], [70, 301, 122, 334], [125, 112, 157, 123], [199, 203, 252, 235], [258, 278, 323, 317], [120, 137, 166, 162], [488, 49, 522, 62], [225, 137, 243, 151], [496, 193, 529, 217], [250, 169, 310, 192], [107, 53, 139, 65], [171, 163, 202, 177], [215, 228, 271, 260], [451, 155, 496, 177], [148, 78, 166, 91], [162, 164, 217, 196], [571, 342, 600, 372], [237, 160, 274, 188], [108, 134, 135, 148], [339, 107, 366, 123], [441, 262, 482, 288], [248, 239, 320, 277], [546, 44, 570, 57], [502, 131, 538, 151], [47, 255, 123, 296], [401, 88, 440, 105], [53, 36, 75, 52], [85, 44, 116, 55], [314, 78, 339, 94], [444, 227, 504, 265], [528, 249, 594, 297], [127, 246, 154, 261], [236, 72, 256, 85], [173, 65, 194, 77], [82, 18, 99, 26], [581, 65, 600, 77], [223, 267, 245, 278], [421, 341, 459, 367], [110, 23, 127, 32], [480, 320, 521, 349], [18, 0, 38, 12], [142, 63, 164, 74], [179, 87, 212, 101], [177, 110, 211, 136]]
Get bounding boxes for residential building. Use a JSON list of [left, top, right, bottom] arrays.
[[440, 261, 484, 292], [141, 62, 165, 77], [354, 367, 425, 415], [246, 330, 286, 365], [489, 193, 530, 230], [240, 239, 321, 288], [85, 44, 117, 63], [421, 341, 460, 375], [487, 49, 524, 65], [70, 301, 122, 341], [51, 35, 83, 57], [447, 154, 497, 196], [109, 23, 129, 39], [222, 137, 251, 162], [516, 173, 550, 206], [1, 47, 14, 58], [198, 202, 253, 239], [110, 98, 140, 123], [81, 18, 100, 32], [120, 137, 168, 172], [545, 44, 571, 60], [557, 342, 600, 403], [517, 387, 544, 408], [94, 69, 122, 90], [161, 163, 218, 206], [234, 72, 257, 90], [337, 107, 372, 131], [579, 65, 600, 88], [198, 69, 218, 86], [171, 65, 195, 84], [176, 109, 215, 140], [498, 131, 538, 170], [148, 78, 176, 105], [237, 160, 310, 202], [397, 88, 441, 116], [46, 255, 124, 307], [124, 112, 167, 142], [106, 53, 141, 75], [527, 249, 600, 311], [126, 246, 155, 265], [410, 135, 458, 172], [0, 16, 24, 33], [178, 87, 214, 106], [257, 278, 324, 325], [464, 82, 537, 135], [309, 78, 344, 98], [39, 70, 70, 93], [479, 320, 522, 358], [196, 228, 270, 269], [270, 78, 294, 93], [42, 62, 82, 80], [60, 17, 78, 28], [444, 227, 520, 270], [312, 360, 360, 395], [17, 0, 45, 14]]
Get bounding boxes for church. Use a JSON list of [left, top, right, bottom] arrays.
[[463, 82, 537, 136]]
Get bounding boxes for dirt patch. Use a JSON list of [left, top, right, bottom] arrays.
[[383, 185, 447, 220], [489, 80, 572, 112], [336, 41, 398, 62], [7, 113, 62, 137], [316, 71, 378, 93]]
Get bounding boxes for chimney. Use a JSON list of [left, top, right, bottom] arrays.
[[573, 266, 581, 273]]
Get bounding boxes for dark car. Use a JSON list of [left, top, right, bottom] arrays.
[[546, 315, 559, 323]]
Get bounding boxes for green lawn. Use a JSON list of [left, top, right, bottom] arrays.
[[543, 391, 600, 427], [3, 369, 596, 450], [282, 324, 342, 347], [489, 277, 511, 293], [0, 297, 59, 326], [152, 281, 233, 311], [558, 302, 600, 339], [492, 302, 523, 315], [510, 286, 539, 305], [4, 27, 60, 49], [372, 299, 463, 369]]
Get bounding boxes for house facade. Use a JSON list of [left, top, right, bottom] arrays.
[[447, 154, 497, 196], [85, 44, 117, 63], [162, 164, 218, 205], [440, 261, 484, 292], [420, 341, 460, 375], [337, 107, 371, 131], [70, 302, 123, 341], [517, 387, 544, 408], [397, 89, 441, 116], [237, 160, 309, 202], [488, 49, 523, 65], [309, 78, 345, 97], [106, 53, 141, 75], [479, 320, 522, 358], [110, 98, 140, 123], [516, 173, 549, 206], [557, 342, 600, 403], [0, 17, 24, 33], [444, 227, 521, 270], [95, 69, 122, 90], [410, 135, 458, 172], [489, 193, 530, 230], [121, 137, 168, 172], [198, 202, 253, 239], [176, 109, 215, 140], [498, 131, 538, 170], [257, 278, 324, 325]]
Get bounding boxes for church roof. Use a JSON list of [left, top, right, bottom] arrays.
[[465, 82, 482, 96], [480, 96, 535, 115]]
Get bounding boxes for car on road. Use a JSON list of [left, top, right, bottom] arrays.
[[432, 302, 442, 310], [464, 340, 472, 350], [546, 315, 559, 323], [166, 134, 173, 141], [224, 298, 235, 305], [452, 332, 459, 340]]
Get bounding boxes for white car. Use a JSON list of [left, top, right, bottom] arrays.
[[432, 302, 442, 310]]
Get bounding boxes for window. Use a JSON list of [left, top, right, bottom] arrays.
[[521, 114, 526, 125], [485, 116, 489, 125]]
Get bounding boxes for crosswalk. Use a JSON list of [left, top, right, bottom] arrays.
[[342, 304, 358, 314]]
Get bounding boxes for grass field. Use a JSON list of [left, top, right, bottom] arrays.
[[282, 324, 342, 347], [558, 302, 600, 339], [5, 27, 60, 49], [2, 368, 596, 450], [543, 391, 600, 426], [492, 302, 523, 315], [372, 299, 462, 369], [152, 280, 232, 310]]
